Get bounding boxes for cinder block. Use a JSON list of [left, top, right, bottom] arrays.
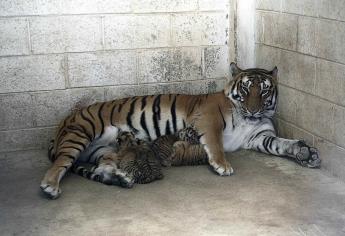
[[0, 127, 56, 152], [276, 85, 297, 124], [0, 0, 35, 16], [202, 13, 228, 45], [319, 0, 345, 21], [172, 13, 200, 46], [278, 50, 316, 94], [35, 0, 131, 15], [199, 0, 229, 11], [282, 0, 318, 17], [204, 46, 229, 78], [30, 16, 102, 54], [317, 19, 345, 64], [255, 43, 280, 69], [256, 45, 316, 94], [276, 118, 314, 146], [0, 93, 34, 130], [297, 16, 317, 56], [68, 51, 137, 88], [261, 12, 298, 50], [206, 79, 226, 94], [315, 59, 345, 107], [315, 138, 345, 181], [138, 48, 202, 83], [172, 13, 228, 46], [104, 79, 225, 101], [333, 106, 345, 148], [256, 0, 281, 11], [151, 79, 225, 95], [0, 18, 29, 56], [0, 55, 65, 93], [132, 0, 197, 12], [65, 0, 130, 14], [34, 0, 61, 15], [295, 92, 335, 141], [32, 88, 104, 127], [104, 15, 170, 50], [104, 85, 159, 101], [255, 12, 264, 43]]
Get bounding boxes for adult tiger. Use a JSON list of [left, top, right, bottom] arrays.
[[41, 63, 321, 199]]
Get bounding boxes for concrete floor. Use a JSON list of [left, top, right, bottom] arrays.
[[0, 150, 345, 236]]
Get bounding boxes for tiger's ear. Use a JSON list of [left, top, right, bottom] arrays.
[[270, 66, 278, 81], [230, 62, 242, 77]]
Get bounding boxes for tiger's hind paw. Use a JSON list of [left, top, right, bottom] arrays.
[[40, 183, 61, 199], [113, 170, 135, 188], [296, 142, 321, 168]]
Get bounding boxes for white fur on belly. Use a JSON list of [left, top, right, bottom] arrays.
[[79, 126, 119, 162], [94, 126, 119, 146]]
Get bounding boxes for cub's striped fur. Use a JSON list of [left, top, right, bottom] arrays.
[[49, 126, 206, 190], [72, 127, 207, 187], [151, 125, 207, 166], [71, 131, 163, 187], [152, 125, 207, 166], [41, 62, 321, 199]]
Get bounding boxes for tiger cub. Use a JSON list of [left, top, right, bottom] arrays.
[[72, 126, 207, 189], [152, 125, 208, 166], [71, 131, 163, 189]]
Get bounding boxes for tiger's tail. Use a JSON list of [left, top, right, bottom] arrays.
[[71, 163, 102, 182]]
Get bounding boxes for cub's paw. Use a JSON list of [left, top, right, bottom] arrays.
[[40, 182, 61, 199], [209, 159, 234, 176], [295, 141, 321, 168]]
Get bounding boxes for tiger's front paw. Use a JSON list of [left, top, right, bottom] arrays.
[[40, 182, 61, 199], [209, 159, 234, 176], [295, 141, 321, 168]]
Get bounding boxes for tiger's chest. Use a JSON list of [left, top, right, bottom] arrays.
[[222, 117, 273, 152]]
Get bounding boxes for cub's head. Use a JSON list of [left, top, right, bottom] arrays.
[[177, 125, 202, 145], [225, 62, 278, 121], [116, 131, 149, 149], [116, 131, 137, 148]]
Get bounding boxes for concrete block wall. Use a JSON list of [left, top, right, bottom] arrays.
[[0, 0, 235, 153], [255, 0, 345, 180]]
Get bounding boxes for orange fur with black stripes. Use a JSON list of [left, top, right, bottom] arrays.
[[41, 62, 321, 199], [41, 91, 232, 198]]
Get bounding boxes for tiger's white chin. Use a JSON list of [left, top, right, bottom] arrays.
[[244, 116, 262, 124]]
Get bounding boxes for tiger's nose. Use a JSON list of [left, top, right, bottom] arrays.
[[248, 108, 259, 114]]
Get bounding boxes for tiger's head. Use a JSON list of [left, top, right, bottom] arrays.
[[224, 62, 278, 121]]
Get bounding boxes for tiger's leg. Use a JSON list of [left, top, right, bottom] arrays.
[[95, 153, 135, 188], [40, 133, 90, 199], [245, 130, 321, 168], [199, 131, 234, 176]]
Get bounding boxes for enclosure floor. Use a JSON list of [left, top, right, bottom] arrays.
[[0, 150, 345, 236]]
